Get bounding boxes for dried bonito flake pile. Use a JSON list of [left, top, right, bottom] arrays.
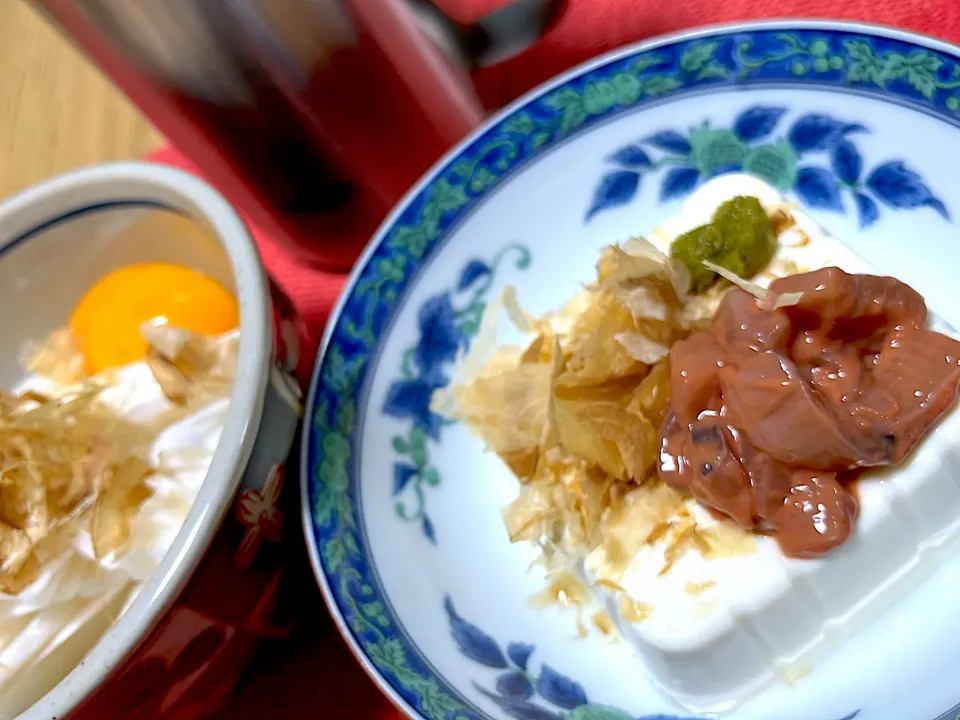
[[0, 324, 236, 595], [433, 238, 753, 581]]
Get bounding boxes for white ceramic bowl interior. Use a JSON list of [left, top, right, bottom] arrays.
[[0, 162, 271, 719]]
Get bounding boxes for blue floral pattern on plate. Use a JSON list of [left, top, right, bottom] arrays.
[[305, 22, 960, 720], [586, 105, 948, 227], [444, 597, 860, 720], [383, 246, 531, 543]]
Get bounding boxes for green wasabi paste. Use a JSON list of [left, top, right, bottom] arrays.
[[670, 196, 776, 292]]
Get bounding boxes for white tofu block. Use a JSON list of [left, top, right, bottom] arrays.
[[587, 174, 960, 712]]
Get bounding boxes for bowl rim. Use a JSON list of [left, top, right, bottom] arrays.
[[0, 160, 272, 719], [299, 17, 960, 720]]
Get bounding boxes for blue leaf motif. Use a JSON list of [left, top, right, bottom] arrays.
[[835, 712, 860, 720], [537, 665, 588, 709], [659, 167, 700, 202], [496, 671, 535, 700], [831, 139, 862, 185], [444, 596, 508, 668], [636, 715, 706, 720], [586, 171, 641, 220], [644, 131, 692, 154], [788, 114, 866, 153], [476, 686, 562, 720], [414, 293, 462, 374], [854, 192, 879, 229], [457, 259, 491, 291], [795, 167, 844, 212], [608, 145, 653, 168], [382, 376, 447, 440], [392, 463, 417, 496], [508, 642, 535, 671], [733, 106, 787, 142], [866, 161, 949, 219], [421, 515, 436, 543]]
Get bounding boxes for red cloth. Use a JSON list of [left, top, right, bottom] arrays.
[[150, 4, 960, 717], [462, 0, 960, 110], [153, 1, 960, 349]]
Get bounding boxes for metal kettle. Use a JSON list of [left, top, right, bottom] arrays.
[[31, 0, 565, 270]]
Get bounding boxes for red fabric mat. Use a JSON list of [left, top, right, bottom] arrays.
[[152, 1, 960, 350], [150, 3, 960, 717]]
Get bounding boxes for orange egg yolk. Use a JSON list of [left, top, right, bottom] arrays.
[[69, 263, 240, 375]]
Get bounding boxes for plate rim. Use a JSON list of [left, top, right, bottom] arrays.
[[300, 18, 960, 720]]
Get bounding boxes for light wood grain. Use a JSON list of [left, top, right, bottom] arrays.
[[0, 2, 162, 199]]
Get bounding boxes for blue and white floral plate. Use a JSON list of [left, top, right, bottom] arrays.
[[302, 21, 960, 720]]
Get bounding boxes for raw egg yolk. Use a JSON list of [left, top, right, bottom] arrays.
[[70, 263, 240, 375]]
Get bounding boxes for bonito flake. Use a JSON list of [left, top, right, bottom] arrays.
[[0, 323, 237, 595], [0, 386, 155, 593], [433, 239, 755, 577]]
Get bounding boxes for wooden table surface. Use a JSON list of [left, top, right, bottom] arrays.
[[0, 2, 162, 199]]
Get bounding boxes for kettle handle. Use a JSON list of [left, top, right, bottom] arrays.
[[408, 0, 565, 71]]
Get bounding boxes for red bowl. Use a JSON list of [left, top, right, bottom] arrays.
[[65, 277, 313, 720]]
